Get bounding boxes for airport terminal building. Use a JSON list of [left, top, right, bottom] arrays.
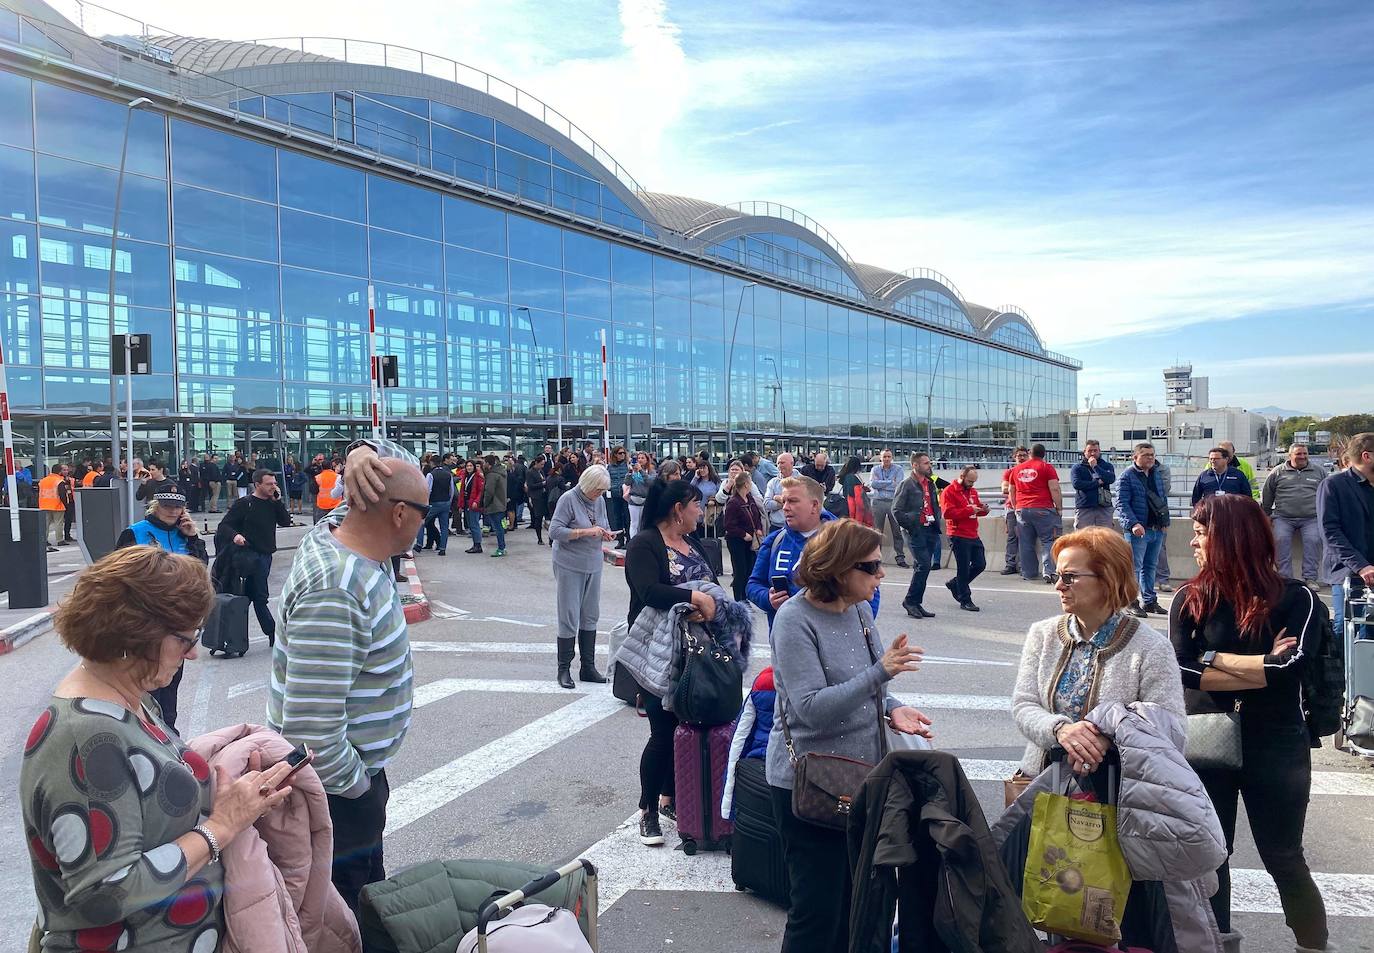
[[0, 0, 1078, 464]]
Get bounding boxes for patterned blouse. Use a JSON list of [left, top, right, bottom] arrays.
[[1053, 613, 1124, 722], [666, 540, 715, 586], [20, 696, 223, 953]]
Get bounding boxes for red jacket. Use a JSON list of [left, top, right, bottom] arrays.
[[464, 471, 485, 511], [940, 482, 984, 540]]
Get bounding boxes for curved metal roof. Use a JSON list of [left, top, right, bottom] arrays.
[[144, 35, 335, 72]]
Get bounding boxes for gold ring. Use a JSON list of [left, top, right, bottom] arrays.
[[258, 783, 272, 796]]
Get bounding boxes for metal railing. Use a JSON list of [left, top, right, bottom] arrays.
[[995, 304, 1030, 320], [685, 200, 857, 268], [872, 266, 967, 305]]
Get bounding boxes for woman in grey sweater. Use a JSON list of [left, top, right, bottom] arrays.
[[1012, 526, 1185, 778], [767, 519, 931, 953], [550, 464, 616, 688]]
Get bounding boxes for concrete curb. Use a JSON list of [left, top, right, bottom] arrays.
[[602, 545, 625, 568], [0, 609, 55, 655], [400, 556, 432, 625]]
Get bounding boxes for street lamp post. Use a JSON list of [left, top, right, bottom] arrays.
[[924, 344, 950, 458], [724, 282, 757, 458], [761, 355, 786, 435], [108, 97, 154, 485], [1019, 374, 1042, 446]]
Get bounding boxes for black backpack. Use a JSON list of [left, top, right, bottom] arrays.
[[1299, 590, 1343, 745]]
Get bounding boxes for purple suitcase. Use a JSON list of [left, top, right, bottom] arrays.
[[673, 721, 736, 854]]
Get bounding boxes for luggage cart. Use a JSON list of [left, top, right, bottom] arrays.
[[1342, 582, 1374, 759]]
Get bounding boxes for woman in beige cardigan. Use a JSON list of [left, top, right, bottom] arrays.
[[1012, 526, 1184, 777]]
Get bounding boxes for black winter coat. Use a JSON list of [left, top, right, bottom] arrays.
[[846, 750, 1042, 953]]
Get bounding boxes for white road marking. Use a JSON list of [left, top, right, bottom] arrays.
[[429, 600, 469, 616], [954, 758, 1374, 796], [412, 677, 590, 707], [385, 691, 626, 835], [892, 693, 1012, 712], [1231, 869, 1374, 918], [412, 640, 600, 655], [184, 662, 214, 740], [750, 643, 1014, 667], [579, 813, 1374, 918], [226, 679, 265, 699], [481, 616, 547, 627]]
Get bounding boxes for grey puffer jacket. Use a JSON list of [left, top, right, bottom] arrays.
[[612, 581, 750, 706], [994, 701, 1226, 953]]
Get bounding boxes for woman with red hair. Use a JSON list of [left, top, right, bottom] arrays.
[[1170, 493, 1329, 953]]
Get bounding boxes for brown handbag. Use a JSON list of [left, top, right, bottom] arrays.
[[776, 607, 888, 830]]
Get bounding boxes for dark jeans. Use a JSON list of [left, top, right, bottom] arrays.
[[638, 686, 678, 810], [418, 501, 450, 551], [949, 536, 986, 602], [241, 551, 275, 637], [607, 495, 629, 534], [726, 536, 754, 602], [327, 768, 389, 920], [902, 525, 935, 607], [484, 512, 507, 549], [1017, 507, 1060, 579], [150, 663, 184, 734], [1198, 720, 1327, 949], [770, 785, 852, 953]]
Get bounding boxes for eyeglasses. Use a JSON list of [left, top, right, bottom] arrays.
[[171, 631, 198, 654], [389, 498, 430, 516], [1051, 571, 1099, 587], [853, 559, 883, 576]]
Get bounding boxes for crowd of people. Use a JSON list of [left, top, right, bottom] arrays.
[[15, 428, 1374, 953]]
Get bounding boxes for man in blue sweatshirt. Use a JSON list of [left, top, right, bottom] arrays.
[[746, 475, 880, 628], [1191, 447, 1252, 506]]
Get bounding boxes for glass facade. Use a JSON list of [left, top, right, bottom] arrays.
[[0, 64, 1076, 460]]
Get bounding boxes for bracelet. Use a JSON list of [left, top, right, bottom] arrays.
[[191, 824, 222, 865]]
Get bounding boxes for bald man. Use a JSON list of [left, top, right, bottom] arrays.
[[269, 438, 425, 914]]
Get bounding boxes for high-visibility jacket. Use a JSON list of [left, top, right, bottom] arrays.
[[81, 471, 98, 487], [38, 474, 65, 511], [315, 469, 341, 510]]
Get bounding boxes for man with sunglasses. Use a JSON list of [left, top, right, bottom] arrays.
[[116, 489, 207, 732], [271, 438, 425, 915]]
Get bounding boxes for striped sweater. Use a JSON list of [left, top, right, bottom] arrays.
[[268, 439, 416, 796]]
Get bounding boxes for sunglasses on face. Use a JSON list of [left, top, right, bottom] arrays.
[[1051, 571, 1098, 587], [390, 498, 430, 516], [853, 559, 883, 577]]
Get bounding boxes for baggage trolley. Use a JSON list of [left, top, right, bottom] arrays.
[[473, 858, 598, 952], [1342, 582, 1374, 759]]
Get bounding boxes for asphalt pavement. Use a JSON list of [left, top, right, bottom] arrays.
[[1, 515, 1372, 953]]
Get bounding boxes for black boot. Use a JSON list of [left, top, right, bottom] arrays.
[[578, 629, 606, 683], [557, 637, 576, 689]]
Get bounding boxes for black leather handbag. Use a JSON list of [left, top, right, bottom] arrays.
[[1185, 706, 1243, 771], [777, 607, 888, 830], [672, 618, 743, 727]]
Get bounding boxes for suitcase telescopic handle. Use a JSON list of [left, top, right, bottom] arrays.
[[476, 858, 599, 936]]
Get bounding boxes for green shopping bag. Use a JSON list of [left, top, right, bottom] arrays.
[[1022, 788, 1131, 945]]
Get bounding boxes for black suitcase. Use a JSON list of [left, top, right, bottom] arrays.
[[730, 757, 790, 905], [697, 520, 725, 579], [202, 590, 250, 658]]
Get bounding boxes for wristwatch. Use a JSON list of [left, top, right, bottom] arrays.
[[1200, 650, 1217, 668]]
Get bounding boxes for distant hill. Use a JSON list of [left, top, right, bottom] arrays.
[[1251, 405, 1315, 419]]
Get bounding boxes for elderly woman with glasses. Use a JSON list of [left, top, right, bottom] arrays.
[[767, 518, 931, 952], [20, 546, 296, 953], [549, 463, 617, 689], [1011, 526, 1184, 782]]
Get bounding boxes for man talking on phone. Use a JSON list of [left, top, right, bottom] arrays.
[[215, 468, 293, 646], [746, 475, 881, 629]]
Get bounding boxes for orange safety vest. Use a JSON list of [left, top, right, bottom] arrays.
[[38, 474, 65, 511], [316, 469, 341, 510], [82, 471, 98, 487]]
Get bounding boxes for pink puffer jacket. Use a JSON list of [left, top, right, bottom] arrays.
[[190, 724, 361, 953]]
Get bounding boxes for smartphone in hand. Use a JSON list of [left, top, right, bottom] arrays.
[[277, 744, 314, 788], [770, 574, 790, 593]]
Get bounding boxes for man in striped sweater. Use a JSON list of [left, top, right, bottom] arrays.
[[268, 438, 426, 914]]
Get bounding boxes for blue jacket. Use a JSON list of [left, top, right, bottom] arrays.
[[1317, 467, 1374, 580], [1115, 464, 1168, 531], [1069, 458, 1116, 509], [1191, 467, 1251, 507], [746, 509, 880, 627]]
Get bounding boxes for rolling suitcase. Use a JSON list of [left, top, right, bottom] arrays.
[[730, 756, 790, 905], [202, 585, 250, 658], [459, 858, 598, 953], [1344, 583, 1374, 754], [697, 521, 725, 580], [673, 721, 735, 854]]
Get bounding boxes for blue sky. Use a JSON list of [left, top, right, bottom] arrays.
[[105, 0, 1374, 415]]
